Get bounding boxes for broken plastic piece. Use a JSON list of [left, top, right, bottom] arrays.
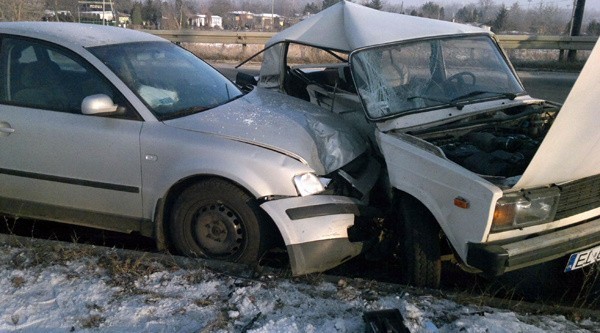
[[363, 309, 409, 333]]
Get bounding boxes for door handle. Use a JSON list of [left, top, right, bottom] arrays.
[[0, 122, 15, 136]]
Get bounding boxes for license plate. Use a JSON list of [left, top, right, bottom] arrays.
[[565, 245, 600, 272]]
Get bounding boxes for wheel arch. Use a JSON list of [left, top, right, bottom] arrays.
[[391, 189, 453, 257], [153, 174, 282, 252]]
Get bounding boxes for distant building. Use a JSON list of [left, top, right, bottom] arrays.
[[211, 16, 223, 29], [254, 13, 283, 31], [78, 0, 116, 24], [224, 11, 254, 30], [117, 12, 130, 27], [189, 14, 223, 29], [43, 10, 73, 21]]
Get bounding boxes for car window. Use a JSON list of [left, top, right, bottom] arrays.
[[281, 43, 350, 101], [89, 41, 243, 120], [440, 38, 523, 96], [0, 36, 138, 120], [351, 36, 525, 120]]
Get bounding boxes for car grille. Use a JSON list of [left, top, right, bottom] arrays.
[[555, 174, 600, 220]]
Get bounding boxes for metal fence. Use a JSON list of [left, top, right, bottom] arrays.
[[497, 35, 597, 50], [144, 30, 598, 51]]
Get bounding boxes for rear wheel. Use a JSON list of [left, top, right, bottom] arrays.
[[397, 196, 442, 288], [169, 179, 269, 264]]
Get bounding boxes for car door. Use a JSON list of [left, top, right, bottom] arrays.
[[0, 35, 144, 232]]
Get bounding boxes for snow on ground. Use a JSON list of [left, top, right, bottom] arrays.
[[0, 235, 599, 333]]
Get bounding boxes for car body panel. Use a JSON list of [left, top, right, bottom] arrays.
[[0, 21, 164, 49], [139, 121, 313, 220], [377, 131, 502, 258], [514, 41, 600, 189], [0, 105, 143, 219], [375, 96, 536, 133], [260, 195, 364, 275], [263, 1, 484, 52], [164, 88, 368, 175]]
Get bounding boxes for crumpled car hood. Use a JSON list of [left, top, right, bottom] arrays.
[[164, 88, 367, 175], [513, 41, 600, 189]]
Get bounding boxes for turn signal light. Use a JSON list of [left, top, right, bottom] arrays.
[[492, 204, 516, 229], [454, 197, 470, 209]]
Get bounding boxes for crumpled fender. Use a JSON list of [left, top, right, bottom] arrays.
[[261, 195, 364, 275]]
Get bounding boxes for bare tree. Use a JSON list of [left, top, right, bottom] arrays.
[[421, 2, 444, 20], [589, 19, 600, 35], [491, 3, 508, 32], [208, 0, 234, 16], [455, 4, 480, 23], [0, 0, 45, 21], [504, 2, 527, 32], [364, 0, 383, 10], [529, 3, 568, 34], [478, 0, 494, 21]]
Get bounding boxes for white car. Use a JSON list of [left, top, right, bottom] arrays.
[[0, 22, 381, 276], [242, 1, 600, 287]]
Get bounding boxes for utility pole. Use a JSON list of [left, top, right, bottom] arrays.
[[568, 0, 586, 61]]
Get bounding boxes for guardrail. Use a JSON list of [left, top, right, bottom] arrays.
[[497, 35, 598, 50], [144, 30, 598, 51], [144, 30, 274, 45]]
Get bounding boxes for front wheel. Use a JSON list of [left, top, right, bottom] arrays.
[[396, 196, 442, 288], [169, 179, 269, 264]]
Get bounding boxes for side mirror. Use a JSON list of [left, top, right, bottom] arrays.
[[235, 72, 258, 93], [81, 94, 120, 115]]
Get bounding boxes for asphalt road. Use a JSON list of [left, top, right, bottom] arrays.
[[517, 70, 579, 104]]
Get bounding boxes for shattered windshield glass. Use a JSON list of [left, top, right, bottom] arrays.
[[350, 35, 524, 120], [89, 42, 243, 120]]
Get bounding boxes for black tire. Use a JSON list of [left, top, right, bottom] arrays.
[[169, 179, 269, 264], [397, 196, 442, 288]]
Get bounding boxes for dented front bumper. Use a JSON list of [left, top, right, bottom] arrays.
[[261, 195, 367, 275], [467, 217, 600, 276]]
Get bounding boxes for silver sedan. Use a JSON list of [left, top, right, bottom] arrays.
[[0, 22, 380, 275]]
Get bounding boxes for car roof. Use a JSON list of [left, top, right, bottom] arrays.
[[0, 22, 165, 48], [265, 1, 488, 52]]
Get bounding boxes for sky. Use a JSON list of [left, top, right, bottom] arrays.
[[387, 0, 600, 11]]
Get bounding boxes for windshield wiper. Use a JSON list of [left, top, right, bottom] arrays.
[[450, 91, 517, 104], [407, 95, 465, 110], [406, 91, 517, 111], [161, 106, 210, 120]]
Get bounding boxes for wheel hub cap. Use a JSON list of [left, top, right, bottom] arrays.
[[194, 204, 243, 257]]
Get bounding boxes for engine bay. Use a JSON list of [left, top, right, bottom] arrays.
[[416, 102, 560, 188]]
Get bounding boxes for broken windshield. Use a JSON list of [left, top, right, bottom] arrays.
[[350, 35, 524, 120]]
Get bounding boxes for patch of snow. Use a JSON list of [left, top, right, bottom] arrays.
[[0, 244, 598, 332]]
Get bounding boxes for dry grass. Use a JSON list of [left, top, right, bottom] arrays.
[[182, 42, 346, 65], [572, 265, 600, 309], [182, 43, 264, 63]]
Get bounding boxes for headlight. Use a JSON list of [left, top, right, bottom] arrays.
[[491, 187, 560, 232], [293, 173, 331, 196]]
